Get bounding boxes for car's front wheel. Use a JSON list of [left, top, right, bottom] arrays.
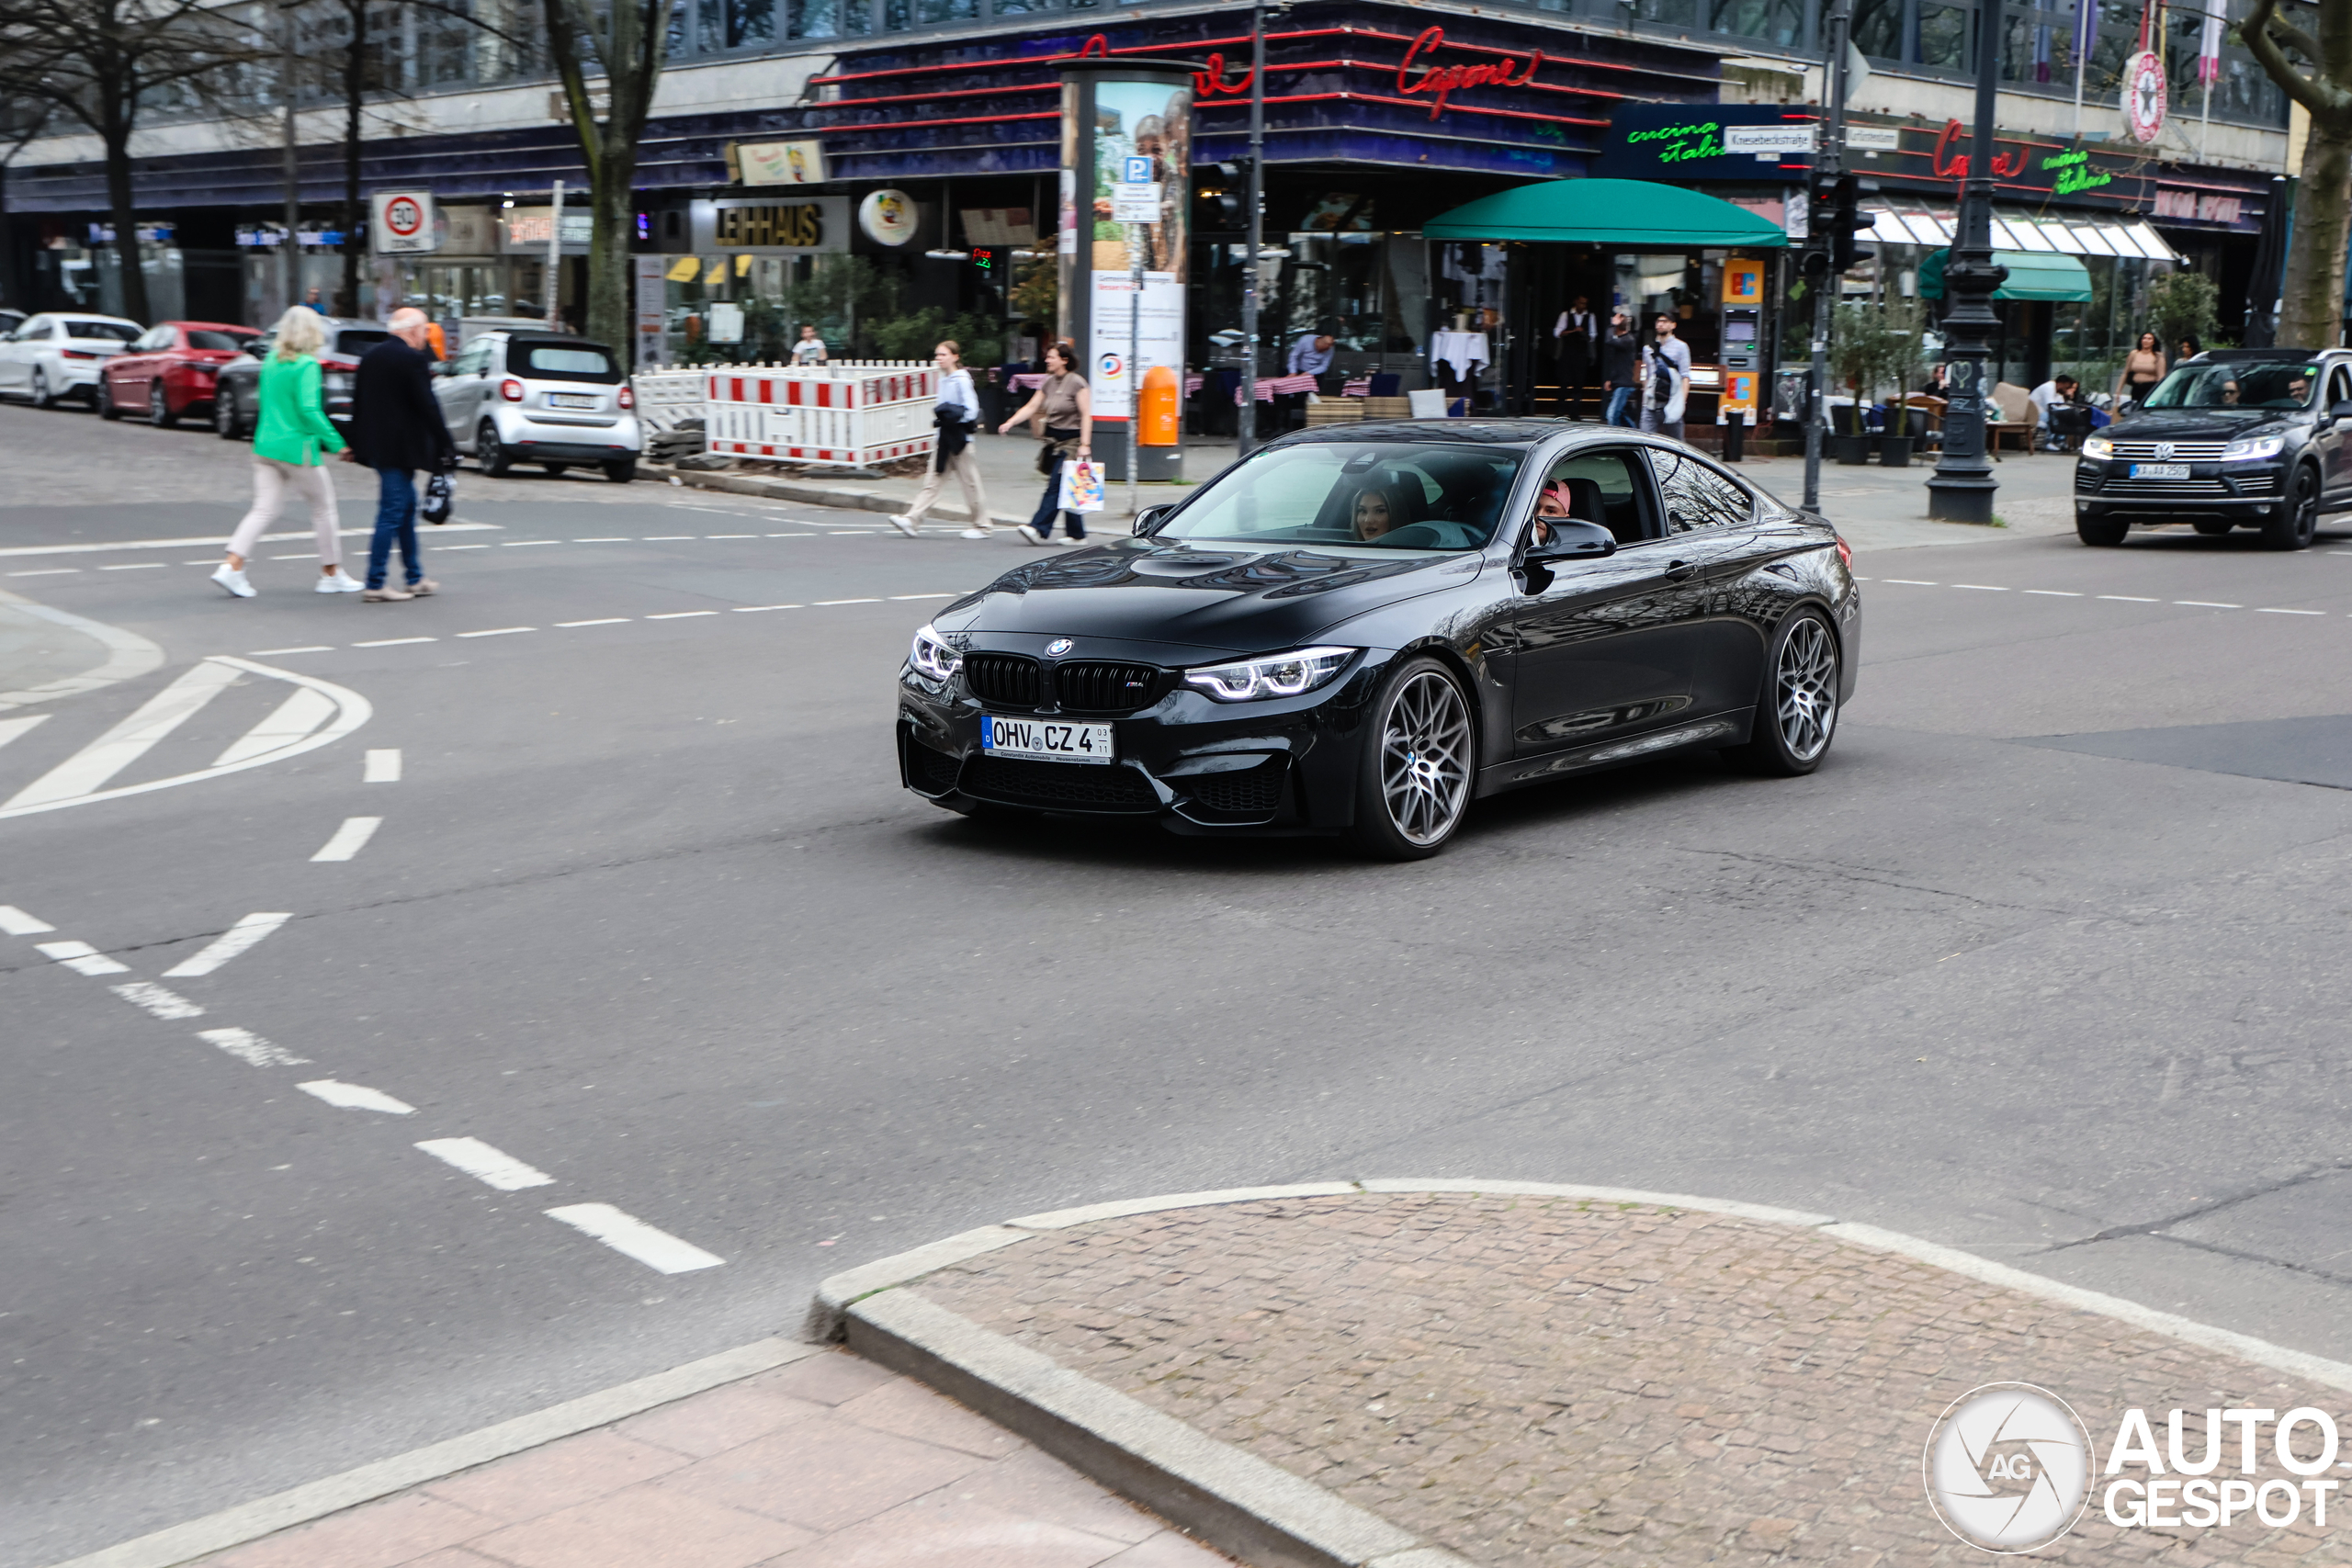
[[603, 458, 636, 483], [215, 387, 241, 440], [477, 421, 511, 477], [1726, 608, 1841, 777], [2260, 466, 2320, 551], [2191, 516, 2235, 536], [98, 379, 123, 420], [1346, 655, 1474, 861], [2075, 509, 2128, 547], [150, 381, 176, 428]]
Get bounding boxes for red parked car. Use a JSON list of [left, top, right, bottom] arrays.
[[99, 321, 261, 428]]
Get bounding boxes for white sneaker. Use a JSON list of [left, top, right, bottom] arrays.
[[1021, 528, 1050, 547], [888, 513, 919, 537], [316, 572, 363, 593], [210, 564, 254, 598], [958, 527, 991, 540]]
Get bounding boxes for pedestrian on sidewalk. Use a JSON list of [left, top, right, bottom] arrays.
[[211, 307, 354, 599], [2116, 331, 2167, 411], [1639, 312, 1690, 440], [345, 307, 455, 603], [791, 324, 828, 366], [999, 339, 1092, 546], [1600, 310, 1638, 428], [891, 341, 989, 538]]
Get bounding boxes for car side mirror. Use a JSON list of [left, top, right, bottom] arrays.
[[2331, 400, 2352, 422], [1521, 517, 1617, 569], [1134, 504, 1171, 536]]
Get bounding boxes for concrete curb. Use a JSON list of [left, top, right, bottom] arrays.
[[812, 1177, 2352, 1568], [648, 463, 1048, 530], [43, 1337, 821, 1568]]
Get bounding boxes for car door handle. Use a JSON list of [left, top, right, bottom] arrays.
[[1664, 559, 1697, 581]]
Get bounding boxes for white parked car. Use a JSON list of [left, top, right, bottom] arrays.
[[0, 312, 143, 407], [433, 330, 641, 482]]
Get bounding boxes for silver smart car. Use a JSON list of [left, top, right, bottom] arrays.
[[434, 329, 643, 482]]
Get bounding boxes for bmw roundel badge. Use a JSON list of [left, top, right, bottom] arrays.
[[1046, 638, 1073, 657]]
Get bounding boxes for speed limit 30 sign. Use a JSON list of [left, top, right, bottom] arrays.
[[371, 190, 438, 254]]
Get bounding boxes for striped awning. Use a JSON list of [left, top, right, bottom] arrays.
[[1862, 201, 2180, 262]]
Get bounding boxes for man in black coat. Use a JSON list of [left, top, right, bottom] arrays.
[[345, 307, 456, 602]]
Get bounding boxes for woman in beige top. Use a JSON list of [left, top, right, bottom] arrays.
[[1000, 339, 1094, 545], [2119, 332, 2167, 407]]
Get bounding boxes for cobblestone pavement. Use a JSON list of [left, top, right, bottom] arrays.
[[912, 1192, 2352, 1566], [194, 1351, 1231, 1568]]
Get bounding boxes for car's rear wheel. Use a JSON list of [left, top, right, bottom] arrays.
[[477, 421, 511, 477], [150, 381, 176, 428], [541, 463, 566, 476], [1726, 608, 1840, 777], [215, 386, 242, 440], [29, 367, 55, 409], [603, 458, 636, 483], [1346, 655, 1474, 861], [2191, 516, 2235, 536], [2075, 510, 2128, 547], [98, 379, 123, 420], [2260, 466, 2320, 551]]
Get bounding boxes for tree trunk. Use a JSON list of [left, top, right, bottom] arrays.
[[100, 122, 151, 323], [338, 0, 367, 317], [2278, 118, 2352, 349], [586, 152, 632, 349]]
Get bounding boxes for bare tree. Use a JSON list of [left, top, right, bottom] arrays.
[[545, 0, 673, 349], [2245, 0, 2352, 348], [0, 0, 264, 321]]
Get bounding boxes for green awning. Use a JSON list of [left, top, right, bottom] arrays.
[[1918, 248, 2094, 302], [1423, 178, 1787, 249]]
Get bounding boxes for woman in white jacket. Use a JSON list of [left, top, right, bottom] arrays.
[[890, 342, 990, 537]]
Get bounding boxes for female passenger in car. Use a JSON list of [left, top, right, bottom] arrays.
[[1351, 484, 1397, 541]]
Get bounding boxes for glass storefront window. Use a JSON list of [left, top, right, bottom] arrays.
[[1852, 0, 1902, 58], [1629, 0, 1700, 26], [1277, 233, 1385, 355], [1917, 2, 1970, 69], [1707, 0, 1804, 48]]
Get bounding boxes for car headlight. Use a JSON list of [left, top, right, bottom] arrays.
[[2081, 434, 2114, 459], [2222, 434, 2285, 461], [909, 624, 962, 681], [1182, 646, 1356, 703]]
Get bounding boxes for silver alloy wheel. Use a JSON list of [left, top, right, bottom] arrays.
[[1774, 615, 1838, 762], [1379, 669, 1472, 846]]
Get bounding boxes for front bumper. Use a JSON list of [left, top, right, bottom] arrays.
[[897, 654, 1386, 832], [2075, 459, 2286, 518]]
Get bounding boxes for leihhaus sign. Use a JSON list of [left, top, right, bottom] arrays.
[[688, 196, 849, 254]]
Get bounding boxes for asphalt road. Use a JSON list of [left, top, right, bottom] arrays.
[[10, 405, 2352, 1564]]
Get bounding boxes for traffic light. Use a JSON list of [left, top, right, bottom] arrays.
[[1203, 159, 1254, 227], [1825, 173, 1874, 275]]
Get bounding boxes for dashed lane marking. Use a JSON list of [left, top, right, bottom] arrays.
[[163, 912, 292, 977], [353, 637, 436, 648], [249, 645, 334, 656], [364, 749, 401, 783], [299, 1079, 415, 1114], [455, 627, 537, 638], [2175, 600, 2242, 608], [640, 536, 695, 541], [1951, 584, 2007, 592], [2098, 594, 2160, 603], [36, 940, 130, 976], [545, 1202, 725, 1274], [2257, 607, 2326, 615], [556, 618, 631, 627], [1883, 579, 1938, 586], [415, 1136, 555, 1191], [572, 537, 630, 543], [7, 569, 80, 577], [111, 981, 205, 1020], [500, 540, 561, 547], [731, 604, 801, 612], [890, 593, 957, 601], [198, 1026, 310, 1067], [0, 905, 56, 935], [311, 817, 381, 863], [99, 562, 166, 570], [814, 597, 882, 605], [2023, 590, 2083, 597], [645, 610, 718, 620]]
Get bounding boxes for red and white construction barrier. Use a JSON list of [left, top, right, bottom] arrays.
[[702, 363, 938, 469]]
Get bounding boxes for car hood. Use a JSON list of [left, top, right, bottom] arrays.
[[935, 536, 1479, 658], [2110, 409, 2298, 440]]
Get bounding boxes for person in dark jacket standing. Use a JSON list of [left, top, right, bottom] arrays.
[[344, 307, 456, 602], [1600, 310, 1639, 427]]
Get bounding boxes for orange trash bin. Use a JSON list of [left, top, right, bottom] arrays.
[[1138, 364, 1180, 446]]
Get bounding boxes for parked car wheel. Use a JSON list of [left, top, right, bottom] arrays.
[[477, 422, 512, 477], [215, 387, 242, 440], [98, 379, 124, 420], [540, 463, 567, 476], [1724, 608, 1841, 778], [603, 458, 635, 483], [2259, 466, 2320, 551], [29, 367, 56, 409], [2075, 511, 2129, 547], [2191, 517, 2235, 536], [1343, 656, 1476, 862], [150, 381, 176, 428]]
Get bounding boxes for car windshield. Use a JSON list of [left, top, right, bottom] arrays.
[[2143, 360, 2318, 412], [62, 321, 139, 343], [516, 344, 618, 382], [1155, 440, 1524, 552], [187, 330, 255, 352]]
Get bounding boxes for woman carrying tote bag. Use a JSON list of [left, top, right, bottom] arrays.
[[210, 307, 355, 598], [999, 339, 1093, 545], [888, 340, 990, 537]]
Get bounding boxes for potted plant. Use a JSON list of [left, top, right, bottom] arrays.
[[1828, 302, 1878, 464], [1878, 298, 1924, 468]]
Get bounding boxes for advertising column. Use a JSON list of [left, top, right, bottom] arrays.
[[1058, 61, 1191, 483]]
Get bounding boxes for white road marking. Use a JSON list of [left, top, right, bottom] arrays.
[[0, 905, 57, 935], [1883, 580, 1938, 586], [438, 544, 492, 550], [36, 940, 130, 976], [163, 912, 292, 977], [354, 637, 436, 648], [7, 569, 79, 576], [364, 749, 401, 783], [813, 598, 882, 605], [646, 610, 718, 619], [100, 562, 167, 570], [455, 627, 536, 638], [0, 714, 51, 750], [211, 686, 338, 768], [500, 540, 560, 547], [2175, 600, 2241, 608], [2098, 594, 2159, 603], [1951, 584, 2007, 592], [705, 534, 757, 539], [111, 981, 205, 1020], [416, 1137, 555, 1190], [556, 618, 631, 627], [641, 536, 695, 541], [2256, 607, 2325, 615], [0, 523, 501, 558], [765, 534, 804, 538], [572, 537, 630, 543], [2, 660, 243, 809], [827, 531, 865, 536], [247, 646, 334, 656], [311, 817, 381, 862], [299, 1079, 415, 1114], [2022, 590, 2083, 597], [730, 604, 801, 612], [889, 593, 957, 601], [267, 553, 318, 561], [544, 1203, 724, 1273], [198, 1026, 310, 1066]]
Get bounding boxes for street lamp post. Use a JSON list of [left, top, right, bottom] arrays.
[[1925, 0, 2008, 523], [1237, 0, 1266, 452], [1802, 0, 1853, 515]]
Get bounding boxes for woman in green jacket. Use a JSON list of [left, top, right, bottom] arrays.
[[212, 306, 356, 598]]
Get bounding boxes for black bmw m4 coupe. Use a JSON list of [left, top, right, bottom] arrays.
[[897, 421, 1860, 859]]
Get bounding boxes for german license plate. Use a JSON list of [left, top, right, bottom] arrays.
[[548, 391, 599, 409], [980, 715, 1114, 765], [2129, 462, 2190, 479]]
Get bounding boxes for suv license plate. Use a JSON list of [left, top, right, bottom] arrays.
[[548, 392, 599, 409], [2129, 462, 2190, 479], [981, 716, 1113, 765]]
